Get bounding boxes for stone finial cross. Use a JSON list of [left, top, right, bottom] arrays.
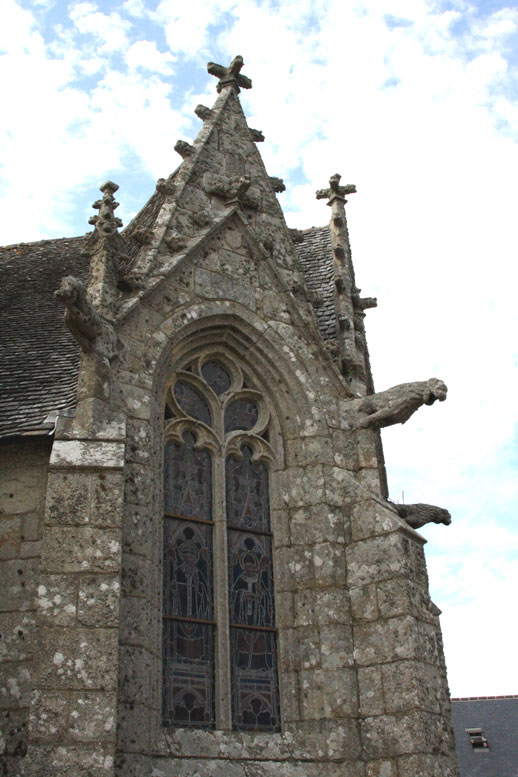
[[88, 181, 123, 235], [316, 173, 356, 205], [207, 55, 252, 93]]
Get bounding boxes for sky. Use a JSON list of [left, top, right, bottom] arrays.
[[1, 0, 517, 698]]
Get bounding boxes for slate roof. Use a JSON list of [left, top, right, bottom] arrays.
[[451, 696, 518, 777], [0, 237, 87, 438], [0, 226, 334, 438], [295, 226, 336, 343]]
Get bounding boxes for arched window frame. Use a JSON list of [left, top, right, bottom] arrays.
[[161, 351, 281, 732]]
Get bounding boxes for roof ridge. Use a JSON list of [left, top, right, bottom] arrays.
[[452, 695, 518, 700], [0, 235, 85, 251]]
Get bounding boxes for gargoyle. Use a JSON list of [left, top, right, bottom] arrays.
[[55, 276, 101, 352], [353, 378, 447, 430], [392, 503, 452, 529]]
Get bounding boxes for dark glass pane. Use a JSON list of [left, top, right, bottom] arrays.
[[224, 398, 258, 432], [174, 380, 211, 426], [202, 360, 231, 395], [226, 448, 269, 532], [164, 434, 212, 520], [162, 619, 215, 728], [228, 531, 275, 628], [230, 628, 280, 732], [163, 518, 213, 620]]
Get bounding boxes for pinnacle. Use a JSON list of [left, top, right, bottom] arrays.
[[88, 181, 123, 235]]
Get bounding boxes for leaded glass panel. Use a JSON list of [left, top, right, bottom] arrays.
[[202, 360, 231, 395], [163, 519, 213, 620], [228, 531, 275, 628], [164, 433, 212, 520], [226, 447, 270, 532], [162, 620, 215, 728], [224, 398, 259, 432], [174, 380, 212, 426], [230, 628, 280, 732]]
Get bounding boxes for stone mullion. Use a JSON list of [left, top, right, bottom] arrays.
[[213, 430, 232, 730]]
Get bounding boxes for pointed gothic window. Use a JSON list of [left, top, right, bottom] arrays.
[[162, 357, 280, 732]]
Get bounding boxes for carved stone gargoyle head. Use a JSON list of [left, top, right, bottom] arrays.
[[422, 378, 448, 405], [393, 503, 452, 530]]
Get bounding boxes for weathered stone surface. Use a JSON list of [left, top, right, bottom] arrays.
[[37, 627, 118, 690], [0, 661, 32, 709], [41, 526, 121, 574], [45, 470, 124, 527], [1, 557, 39, 611], [78, 574, 120, 627], [68, 691, 116, 742], [37, 574, 77, 626], [0, 612, 36, 663]]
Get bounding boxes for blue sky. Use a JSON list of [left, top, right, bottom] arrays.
[[1, 0, 517, 697]]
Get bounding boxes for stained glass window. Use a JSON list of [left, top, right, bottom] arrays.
[[162, 433, 215, 728], [174, 381, 211, 426], [224, 398, 259, 433], [226, 447, 270, 532], [163, 363, 279, 732], [226, 447, 280, 732], [202, 361, 231, 395]]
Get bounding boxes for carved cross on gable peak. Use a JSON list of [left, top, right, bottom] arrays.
[[207, 55, 252, 93], [316, 173, 356, 203]]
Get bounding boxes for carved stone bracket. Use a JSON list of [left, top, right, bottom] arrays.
[[55, 276, 101, 352], [207, 55, 252, 93], [392, 503, 452, 529], [353, 294, 377, 311], [174, 140, 194, 159], [349, 378, 448, 430], [249, 128, 265, 142], [195, 104, 213, 121], [203, 172, 259, 210], [269, 176, 286, 193], [131, 227, 153, 246], [165, 233, 187, 253], [156, 178, 176, 196], [192, 210, 212, 229]]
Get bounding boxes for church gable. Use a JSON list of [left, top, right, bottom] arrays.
[[0, 56, 459, 777]]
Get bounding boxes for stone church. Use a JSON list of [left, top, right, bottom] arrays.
[[0, 57, 459, 776]]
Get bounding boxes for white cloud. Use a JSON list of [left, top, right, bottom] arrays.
[[126, 39, 175, 73], [69, 2, 131, 53]]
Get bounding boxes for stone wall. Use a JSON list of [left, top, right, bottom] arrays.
[[0, 437, 51, 775]]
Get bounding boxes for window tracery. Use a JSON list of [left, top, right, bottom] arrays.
[[162, 355, 280, 732]]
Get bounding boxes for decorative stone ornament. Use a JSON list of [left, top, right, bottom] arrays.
[[269, 176, 286, 193], [195, 104, 213, 121], [316, 172, 357, 204], [350, 378, 448, 429], [54, 275, 100, 352], [174, 139, 194, 159], [207, 55, 252, 93], [393, 502, 452, 529], [88, 180, 123, 234], [249, 127, 265, 142]]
